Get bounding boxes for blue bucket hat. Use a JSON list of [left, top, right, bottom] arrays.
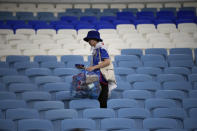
[[83, 30, 103, 42]]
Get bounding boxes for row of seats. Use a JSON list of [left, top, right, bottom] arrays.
[[0, 2, 197, 12]]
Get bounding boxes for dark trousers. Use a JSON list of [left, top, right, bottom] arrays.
[[98, 82, 108, 108]]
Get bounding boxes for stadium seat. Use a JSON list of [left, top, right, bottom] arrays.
[[0, 119, 15, 131], [34, 55, 57, 64], [0, 99, 26, 111], [169, 48, 193, 56], [25, 68, 52, 77], [157, 74, 185, 83], [123, 90, 153, 100], [127, 74, 153, 83], [136, 67, 162, 76], [41, 61, 65, 69], [2, 75, 30, 85], [155, 90, 186, 101], [184, 118, 197, 130], [164, 67, 191, 77], [0, 91, 16, 100], [14, 62, 39, 75], [189, 108, 197, 118], [6, 108, 39, 120], [9, 83, 37, 93], [143, 118, 181, 130], [101, 118, 135, 130], [107, 99, 139, 110], [183, 99, 197, 110], [61, 119, 96, 130], [0, 62, 9, 68], [145, 48, 167, 58], [22, 91, 51, 102], [145, 98, 177, 110], [189, 90, 197, 98], [18, 119, 54, 131], [133, 81, 162, 91], [6, 55, 30, 67], [163, 81, 192, 92], [34, 76, 62, 86]]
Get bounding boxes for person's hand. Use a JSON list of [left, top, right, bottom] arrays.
[[86, 66, 96, 71]]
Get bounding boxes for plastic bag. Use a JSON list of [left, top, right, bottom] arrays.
[[71, 69, 101, 99]]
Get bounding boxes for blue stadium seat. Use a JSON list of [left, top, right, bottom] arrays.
[[14, 61, 39, 75], [61, 119, 96, 130], [16, 12, 34, 18], [0, 16, 17, 21], [107, 99, 139, 110], [0, 119, 15, 131], [164, 67, 191, 77], [113, 20, 132, 26], [3, 75, 30, 85], [177, 10, 196, 20], [28, 20, 48, 27], [41, 61, 65, 69], [55, 24, 75, 30], [61, 55, 84, 65], [145, 98, 177, 110], [157, 74, 185, 83], [163, 81, 192, 92], [43, 82, 71, 92], [133, 81, 162, 91], [54, 68, 79, 78], [34, 55, 57, 64], [118, 61, 143, 69], [6, 108, 39, 120], [115, 55, 140, 64], [0, 68, 18, 77], [76, 22, 96, 30], [33, 101, 64, 111], [133, 19, 153, 26], [123, 90, 153, 100], [0, 24, 12, 29], [25, 68, 52, 77], [169, 48, 193, 56], [34, 76, 62, 86], [103, 8, 119, 15], [118, 107, 151, 119], [0, 100, 26, 110], [159, 8, 176, 15], [145, 48, 167, 58], [192, 66, 197, 74], [156, 11, 176, 21], [22, 91, 51, 102], [50, 20, 68, 26], [37, 12, 57, 21], [188, 74, 197, 83], [6, 55, 30, 67], [153, 108, 187, 120], [183, 99, 197, 110], [114, 67, 135, 81], [67, 61, 88, 68], [9, 83, 37, 93], [83, 108, 115, 129], [96, 22, 116, 29], [122, 8, 138, 15], [184, 118, 197, 130], [189, 108, 197, 118], [156, 129, 187, 131], [189, 90, 197, 98], [60, 16, 78, 23], [6, 20, 26, 26], [45, 109, 77, 120], [141, 54, 165, 63], [155, 90, 186, 101], [143, 61, 168, 69], [80, 16, 98, 23], [117, 11, 135, 21], [0, 92, 16, 100], [0, 11, 13, 17], [101, 118, 135, 130], [127, 74, 153, 83], [136, 11, 155, 20], [0, 62, 9, 68], [121, 49, 143, 57], [84, 8, 101, 15], [0, 83, 5, 91], [143, 118, 181, 130], [136, 67, 162, 76], [34, 24, 54, 30], [18, 119, 54, 131], [69, 99, 100, 109]]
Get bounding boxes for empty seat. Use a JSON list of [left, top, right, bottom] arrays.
[[145, 98, 177, 110], [189, 108, 197, 118], [169, 48, 193, 56], [143, 118, 180, 130], [183, 99, 197, 110], [136, 67, 162, 76], [6, 108, 39, 120], [6, 55, 30, 67], [155, 90, 186, 101], [153, 108, 187, 120], [3, 75, 30, 85], [123, 90, 153, 100], [0, 68, 17, 77], [25, 68, 52, 77], [163, 81, 192, 92], [0, 62, 9, 68], [33, 101, 64, 111], [0, 100, 26, 110], [0, 92, 16, 100], [157, 74, 185, 83], [54, 68, 79, 77], [42, 82, 70, 92], [9, 83, 37, 93], [0, 119, 15, 131], [41, 61, 65, 69], [34, 55, 57, 64], [121, 49, 143, 57], [18, 119, 54, 131], [189, 90, 197, 98], [14, 62, 39, 75], [61, 119, 96, 130], [127, 74, 153, 83], [145, 48, 167, 58], [164, 67, 191, 76], [34, 76, 62, 86], [108, 99, 139, 110], [184, 118, 197, 130], [101, 118, 135, 130], [22, 91, 51, 102], [133, 81, 162, 91]]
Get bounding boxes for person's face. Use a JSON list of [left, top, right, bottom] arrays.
[[88, 39, 97, 47]]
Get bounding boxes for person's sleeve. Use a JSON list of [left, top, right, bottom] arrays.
[[100, 48, 109, 61]]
